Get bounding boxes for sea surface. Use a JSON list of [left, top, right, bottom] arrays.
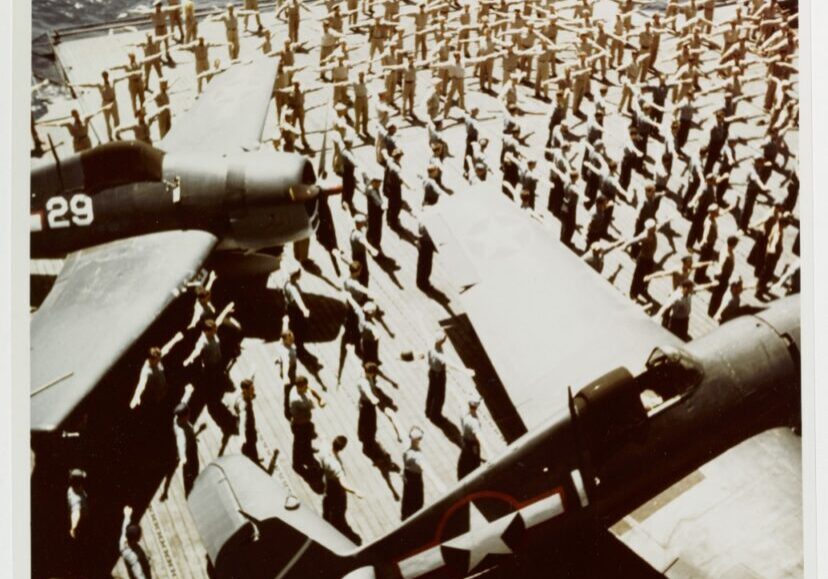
[[31, 0, 224, 113]]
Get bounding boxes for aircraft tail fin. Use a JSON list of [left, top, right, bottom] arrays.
[[188, 456, 358, 579]]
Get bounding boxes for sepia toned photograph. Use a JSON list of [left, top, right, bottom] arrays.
[[24, 0, 803, 576]]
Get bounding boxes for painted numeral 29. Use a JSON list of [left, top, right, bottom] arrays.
[[45, 193, 94, 229]]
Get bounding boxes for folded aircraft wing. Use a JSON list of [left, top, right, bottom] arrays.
[[157, 57, 277, 155], [31, 230, 218, 433], [423, 185, 682, 432]]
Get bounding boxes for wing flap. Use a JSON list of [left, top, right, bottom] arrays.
[[31, 230, 218, 432], [157, 57, 277, 155], [423, 186, 681, 432]]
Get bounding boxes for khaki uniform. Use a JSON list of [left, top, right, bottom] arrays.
[[223, 13, 240, 60], [143, 38, 163, 85], [435, 44, 450, 95], [193, 43, 210, 92], [99, 83, 119, 140], [477, 38, 495, 92], [287, 3, 300, 43], [347, 0, 358, 26], [151, 10, 168, 39], [382, 52, 398, 105], [353, 81, 369, 135], [369, 21, 386, 63], [383, 0, 399, 21], [154, 91, 172, 138], [458, 11, 471, 55], [426, 88, 440, 120], [402, 64, 416, 116], [168, 0, 183, 36], [414, 12, 428, 60], [612, 18, 625, 65], [501, 48, 519, 82], [332, 64, 350, 105], [328, 11, 343, 32], [290, 88, 307, 139], [444, 60, 465, 114], [68, 118, 92, 152], [518, 32, 535, 77], [184, 5, 198, 43], [320, 31, 338, 69], [126, 60, 145, 113], [535, 49, 551, 98], [274, 70, 291, 119], [243, 0, 263, 31], [571, 65, 591, 113], [638, 30, 653, 81]]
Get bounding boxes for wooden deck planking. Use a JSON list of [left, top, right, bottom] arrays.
[[37, 0, 799, 576]]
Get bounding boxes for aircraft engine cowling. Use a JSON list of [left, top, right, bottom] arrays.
[[231, 151, 318, 209]]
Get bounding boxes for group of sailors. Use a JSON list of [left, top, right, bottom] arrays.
[[49, 0, 801, 573]]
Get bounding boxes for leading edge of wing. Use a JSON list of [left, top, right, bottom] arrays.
[[30, 230, 218, 433], [423, 186, 681, 432], [157, 57, 277, 155]]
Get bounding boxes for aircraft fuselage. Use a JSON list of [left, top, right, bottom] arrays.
[[30, 141, 318, 270], [189, 297, 800, 578]]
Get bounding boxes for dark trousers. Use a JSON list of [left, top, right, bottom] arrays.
[[323, 479, 361, 545], [343, 166, 356, 211], [457, 438, 481, 480], [291, 420, 317, 474], [708, 280, 728, 317], [287, 303, 307, 353], [367, 201, 383, 249], [560, 214, 576, 247], [676, 118, 691, 151], [425, 369, 446, 419], [463, 138, 475, 174], [667, 314, 690, 341], [740, 190, 758, 231], [242, 433, 259, 464], [630, 257, 654, 300], [694, 243, 716, 282], [183, 456, 199, 496], [584, 174, 599, 207], [358, 398, 377, 446], [548, 177, 563, 216], [401, 470, 424, 520], [386, 187, 402, 229], [620, 153, 634, 189], [417, 243, 434, 289]]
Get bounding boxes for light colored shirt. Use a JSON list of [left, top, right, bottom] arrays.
[[289, 388, 314, 422], [319, 450, 344, 481], [403, 447, 424, 474], [120, 515, 151, 579], [427, 348, 446, 373], [461, 412, 481, 442], [131, 360, 166, 407]]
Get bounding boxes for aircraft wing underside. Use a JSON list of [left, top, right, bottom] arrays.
[[157, 57, 277, 155], [31, 230, 218, 432], [422, 185, 682, 433]]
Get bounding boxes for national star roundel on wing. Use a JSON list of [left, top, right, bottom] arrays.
[[437, 494, 527, 574]]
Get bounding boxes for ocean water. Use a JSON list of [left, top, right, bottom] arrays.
[[31, 0, 224, 114]]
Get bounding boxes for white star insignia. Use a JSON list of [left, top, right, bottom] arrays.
[[443, 503, 519, 572]]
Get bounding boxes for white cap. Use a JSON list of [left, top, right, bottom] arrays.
[[645, 218, 656, 230], [409, 426, 424, 441], [468, 396, 482, 408], [364, 301, 378, 315]]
